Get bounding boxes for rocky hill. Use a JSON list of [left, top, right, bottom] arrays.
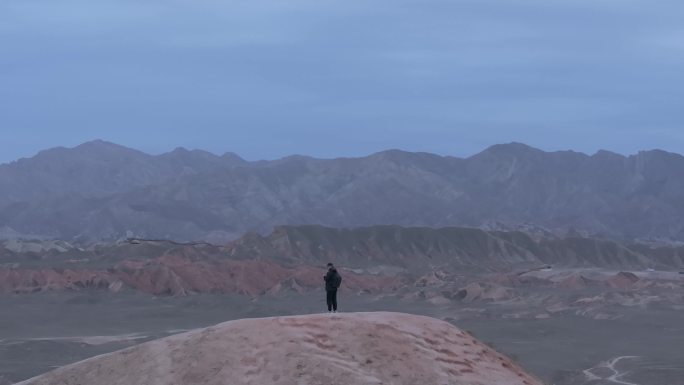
[[1, 225, 683, 296], [2, 141, 684, 243], [0, 253, 398, 297], [15, 312, 542, 385], [227, 225, 684, 270]]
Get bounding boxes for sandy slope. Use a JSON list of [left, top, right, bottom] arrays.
[[16, 312, 542, 385]]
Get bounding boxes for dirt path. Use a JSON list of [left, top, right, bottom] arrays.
[[583, 356, 640, 385]]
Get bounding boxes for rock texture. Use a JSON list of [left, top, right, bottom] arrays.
[[3, 140, 684, 242], [226, 225, 684, 270], [15, 312, 542, 385], [2, 224, 684, 296], [0, 254, 397, 296]]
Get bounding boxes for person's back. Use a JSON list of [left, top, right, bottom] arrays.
[[323, 263, 342, 312]]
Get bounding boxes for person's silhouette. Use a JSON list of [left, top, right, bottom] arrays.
[[323, 263, 342, 312]]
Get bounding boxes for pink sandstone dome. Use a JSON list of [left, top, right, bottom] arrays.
[[16, 312, 542, 385]]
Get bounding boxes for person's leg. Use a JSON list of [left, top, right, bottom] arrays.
[[332, 290, 338, 312], [326, 290, 333, 312]]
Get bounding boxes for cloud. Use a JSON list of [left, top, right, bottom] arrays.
[[1, 0, 684, 162]]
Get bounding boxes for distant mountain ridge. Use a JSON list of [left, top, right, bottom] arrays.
[[0, 140, 245, 203], [1, 140, 684, 242]]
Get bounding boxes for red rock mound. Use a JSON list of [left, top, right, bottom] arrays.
[[605, 271, 640, 289], [455, 282, 515, 303], [554, 274, 598, 289], [0, 255, 398, 296], [16, 312, 542, 385]]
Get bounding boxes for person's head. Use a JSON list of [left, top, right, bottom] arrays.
[[327, 262, 334, 270]]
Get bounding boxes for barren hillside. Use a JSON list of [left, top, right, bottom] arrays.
[[16, 312, 542, 385]]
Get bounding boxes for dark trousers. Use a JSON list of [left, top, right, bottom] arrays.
[[326, 289, 338, 311]]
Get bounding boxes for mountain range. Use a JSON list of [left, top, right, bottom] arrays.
[[2, 140, 684, 243]]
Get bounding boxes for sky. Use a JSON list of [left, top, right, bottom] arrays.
[[1, 0, 683, 163]]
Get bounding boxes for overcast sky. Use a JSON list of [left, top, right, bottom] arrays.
[[1, 0, 683, 163]]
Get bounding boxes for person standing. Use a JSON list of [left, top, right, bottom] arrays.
[[324, 263, 342, 313]]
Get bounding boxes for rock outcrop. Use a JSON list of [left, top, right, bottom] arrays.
[[226, 225, 684, 270], [16, 312, 542, 385], [0, 255, 398, 296]]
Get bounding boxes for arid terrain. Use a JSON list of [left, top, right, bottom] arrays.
[[4, 141, 684, 243], [14, 312, 543, 385], [2, 227, 684, 384], [7, 0, 684, 379]]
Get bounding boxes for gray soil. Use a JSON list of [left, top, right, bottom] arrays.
[[1, 291, 683, 385]]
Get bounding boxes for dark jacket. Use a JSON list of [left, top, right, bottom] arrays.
[[324, 268, 342, 291]]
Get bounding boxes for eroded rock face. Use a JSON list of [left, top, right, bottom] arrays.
[[7, 141, 684, 243], [16, 312, 542, 385], [0, 256, 398, 296]]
